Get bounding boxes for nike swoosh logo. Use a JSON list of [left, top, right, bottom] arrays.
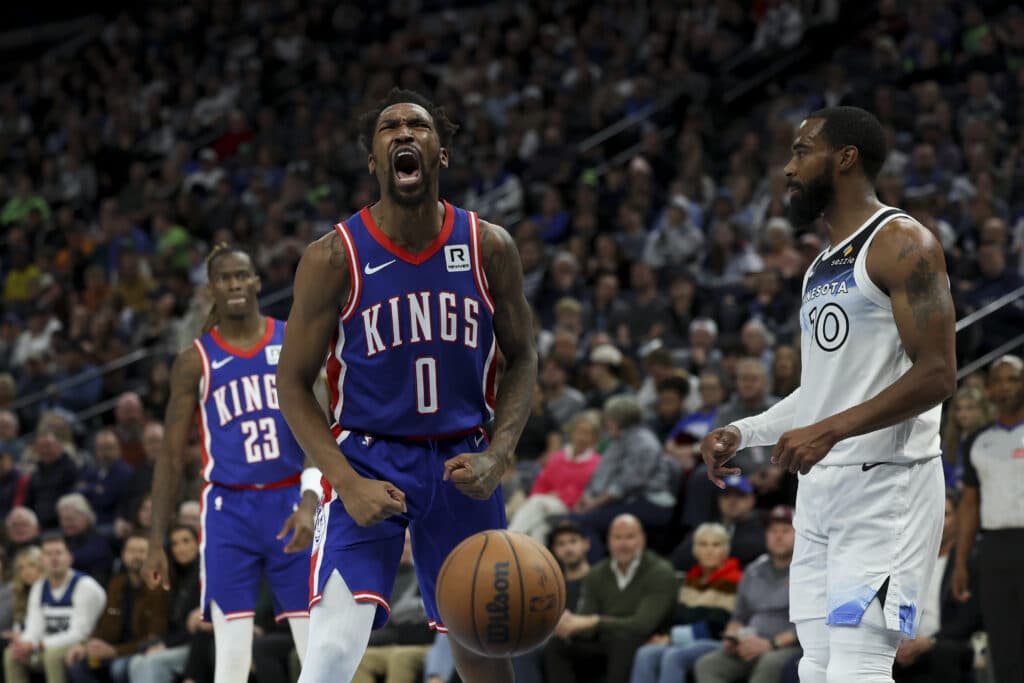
[[211, 357, 234, 370], [861, 462, 884, 471], [364, 259, 397, 275]]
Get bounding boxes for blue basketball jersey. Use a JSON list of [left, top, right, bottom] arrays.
[[325, 201, 497, 437], [194, 317, 304, 485]]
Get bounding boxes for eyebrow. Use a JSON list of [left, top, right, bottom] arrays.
[[792, 141, 811, 152], [378, 115, 431, 128]]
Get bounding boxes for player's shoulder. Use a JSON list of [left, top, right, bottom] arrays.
[[872, 211, 942, 259], [173, 342, 204, 380], [301, 229, 350, 273]]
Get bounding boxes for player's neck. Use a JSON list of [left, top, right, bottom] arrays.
[[216, 313, 265, 344], [822, 185, 885, 246], [372, 199, 444, 253]]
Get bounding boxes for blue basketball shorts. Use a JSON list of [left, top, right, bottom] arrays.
[[309, 428, 507, 631], [199, 482, 311, 622]]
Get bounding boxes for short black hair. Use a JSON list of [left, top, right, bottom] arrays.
[[357, 88, 458, 152], [40, 531, 67, 548], [546, 519, 587, 549], [657, 375, 690, 399], [806, 107, 887, 181]]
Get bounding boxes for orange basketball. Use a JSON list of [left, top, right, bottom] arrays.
[[435, 530, 566, 657]]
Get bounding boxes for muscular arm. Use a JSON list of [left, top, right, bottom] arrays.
[[828, 218, 957, 441], [277, 232, 362, 489], [479, 220, 538, 465], [956, 485, 980, 564], [149, 347, 202, 546]]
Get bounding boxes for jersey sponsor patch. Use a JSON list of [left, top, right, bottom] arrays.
[[444, 244, 471, 272], [265, 345, 281, 365], [1013, 448, 1024, 459]]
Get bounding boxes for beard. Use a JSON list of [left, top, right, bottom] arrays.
[[786, 160, 835, 227], [385, 166, 435, 208]]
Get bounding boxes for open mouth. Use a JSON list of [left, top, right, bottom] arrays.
[[393, 148, 422, 186], [227, 297, 246, 306]]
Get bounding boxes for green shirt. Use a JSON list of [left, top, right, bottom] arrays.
[[579, 549, 678, 641]]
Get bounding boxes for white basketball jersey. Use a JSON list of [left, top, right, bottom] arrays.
[[796, 206, 941, 466]]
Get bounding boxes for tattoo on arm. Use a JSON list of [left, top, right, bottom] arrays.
[[904, 255, 951, 330], [324, 231, 348, 270], [480, 222, 538, 461]]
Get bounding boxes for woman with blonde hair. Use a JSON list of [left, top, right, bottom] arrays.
[[630, 523, 742, 683], [6, 546, 42, 632], [940, 385, 993, 486]]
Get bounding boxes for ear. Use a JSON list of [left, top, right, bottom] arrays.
[[367, 153, 376, 175], [439, 147, 449, 169], [837, 145, 859, 174]]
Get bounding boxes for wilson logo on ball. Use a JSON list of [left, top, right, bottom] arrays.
[[486, 561, 511, 643]]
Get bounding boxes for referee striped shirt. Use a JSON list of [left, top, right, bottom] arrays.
[[963, 419, 1024, 529]]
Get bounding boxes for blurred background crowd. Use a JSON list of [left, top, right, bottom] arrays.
[[0, 0, 1022, 681]]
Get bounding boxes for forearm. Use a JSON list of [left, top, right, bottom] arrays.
[[278, 379, 359, 488], [488, 350, 538, 460], [149, 444, 183, 544], [956, 492, 980, 563], [730, 388, 801, 448], [828, 359, 953, 443]]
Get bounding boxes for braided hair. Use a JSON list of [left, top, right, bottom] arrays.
[[201, 243, 250, 333]]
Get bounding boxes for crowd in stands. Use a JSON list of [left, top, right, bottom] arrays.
[[0, 0, 1022, 681]]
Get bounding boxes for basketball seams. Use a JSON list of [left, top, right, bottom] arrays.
[[499, 530, 527, 654], [469, 531, 489, 655]]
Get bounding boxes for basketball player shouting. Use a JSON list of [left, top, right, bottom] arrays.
[[702, 107, 955, 682], [143, 246, 317, 682], [277, 89, 536, 683]]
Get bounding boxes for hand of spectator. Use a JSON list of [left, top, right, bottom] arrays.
[[143, 546, 170, 591], [65, 643, 87, 666], [144, 642, 166, 656], [277, 494, 316, 552], [86, 639, 117, 661], [737, 635, 771, 661], [113, 517, 133, 539], [186, 608, 204, 634], [443, 449, 506, 500], [895, 636, 935, 665], [721, 637, 738, 656], [647, 633, 670, 645], [701, 426, 742, 487], [9, 639, 34, 663], [951, 560, 971, 602], [772, 420, 837, 474]]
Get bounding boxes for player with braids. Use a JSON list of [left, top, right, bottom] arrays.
[[143, 245, 321, 683]]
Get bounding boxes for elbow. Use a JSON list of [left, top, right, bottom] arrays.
[[936, 364, 957, 402]]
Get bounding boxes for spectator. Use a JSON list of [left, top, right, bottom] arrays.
[[8, 546, 43, 631], [49, 340, 102, 415], [544, 514, 677, 683], [668, 371, 726, 454], [0, 451, 30, 517], [111, 394, 145, 468], [127, 525, 200, 683], [3, 534, 106, 683], [76, 430, 133, 531], [116, 422, 163, 539], [938, 385, 993, 488], [618, 263, 669, 351], [352, 531, 433, 683], [693, 506, 800, 683], [769, 345, 800, 398], [954, 355, 1024, 683], [961, 243, 1024, 357], [671, 475, 766, 570], [24, 430, 79, 530], [630, 522, 742, 683], [57, 494, 114, 586], [64, 533, 168, 683], [585, 344, 633, 410], [0, 410, 25, 459], [652, 375, 691, 447], [4, 507, 40, 560], [894, 491, 981, 683], [643, 195, 705, 271], [176, 501, 200, 533], [509, 411, 602, 542], [513, 521, 592, 683], [540, 356, 586, 428], [636, 348, 681, 422], [575, 396, 676, 541]]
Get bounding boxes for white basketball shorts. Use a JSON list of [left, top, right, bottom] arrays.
[[790, 456, 944, 637]]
